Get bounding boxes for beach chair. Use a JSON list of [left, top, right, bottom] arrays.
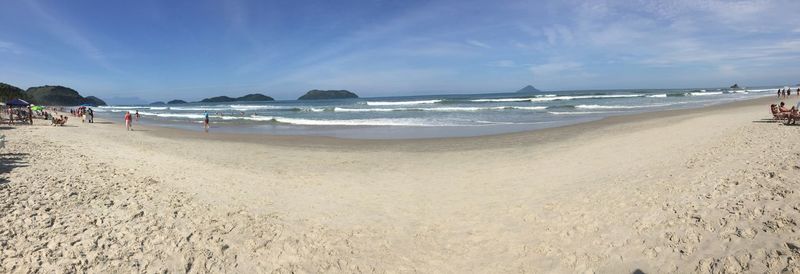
[[772, 106, 788, 120]]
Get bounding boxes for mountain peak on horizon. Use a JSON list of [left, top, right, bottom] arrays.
[[517, 85, 541, 93]]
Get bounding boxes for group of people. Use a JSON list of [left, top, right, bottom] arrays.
[[5, 107, 33, 125], [777, 88, 800, 99], [771, 101, 800, 124], [70, 107, 94, 123]]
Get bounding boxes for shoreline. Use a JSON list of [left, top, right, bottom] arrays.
[[97, 95, 776, 151]]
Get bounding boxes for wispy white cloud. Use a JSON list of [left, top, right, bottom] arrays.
[[466, 39, 491, 49], [0, 41, 23, 54], [488, 60, 516, 67], [541, 25, 574, 46], [24, 0, 120, 73], [529, 61, 583, 76]]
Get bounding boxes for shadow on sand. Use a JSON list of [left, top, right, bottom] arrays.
[[752, 119, 782, 123], [0, 152, 29, 185]]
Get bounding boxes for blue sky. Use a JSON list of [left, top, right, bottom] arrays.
[[1, 0, 799, 102]]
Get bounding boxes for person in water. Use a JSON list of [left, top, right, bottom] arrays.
[[203, 111, 209, 132], [135, 110, 140, 121]]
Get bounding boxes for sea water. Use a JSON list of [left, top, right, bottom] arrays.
[[95, 87, 787, 139]]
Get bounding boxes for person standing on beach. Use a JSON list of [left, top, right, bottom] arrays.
[[27, 106, 33, 125], [203, 111, 210, 132], [88, 108, 94, 123], [124, 111, 132, 131], [135, 110, 140, 121]]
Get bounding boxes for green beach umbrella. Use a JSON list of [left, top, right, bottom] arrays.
[[31, 105, 44, 111]]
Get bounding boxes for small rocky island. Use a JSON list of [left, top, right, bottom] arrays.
[[167, 100, 187, 105], [199, 93, 274, 103], [237, 93, 274, 101], [298, 90, 358, 100], [730, 84, 741, 89], [516, 85, 542, 93]]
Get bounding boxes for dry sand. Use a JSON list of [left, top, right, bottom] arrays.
[[2, 96, 800, 273]]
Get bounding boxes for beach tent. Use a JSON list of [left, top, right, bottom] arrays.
[[31, 105, 44, 111], [5, 99, 30, 107]]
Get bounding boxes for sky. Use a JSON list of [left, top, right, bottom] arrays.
[[1, 0, 799, 103]]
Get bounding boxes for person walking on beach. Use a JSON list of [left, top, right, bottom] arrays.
[[124, 111, 133, 131], [203, 111, 210, 132], [88, 108, 94, 123]]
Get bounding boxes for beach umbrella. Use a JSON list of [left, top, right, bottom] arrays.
[[5, 98, 29, 107], [31, 105, 44, 111]]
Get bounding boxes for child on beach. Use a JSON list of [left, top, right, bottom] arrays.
[[124, 111, 133, 131], [135, 110, 140, 121]]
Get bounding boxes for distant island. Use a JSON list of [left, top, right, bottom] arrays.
[[237, 93, 274, 102], [0, 83, 107, 106], [516, 85, 542, 93], [167, 99, 187, 105], [298, 90, 358, 100], [199, 93, 274, 103], [730, 84, 741, 89]]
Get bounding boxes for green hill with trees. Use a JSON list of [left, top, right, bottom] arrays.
[[0, 82, 30, 102]]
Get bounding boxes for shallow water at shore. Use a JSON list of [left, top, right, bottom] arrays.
[[95, 86, 788, 138]]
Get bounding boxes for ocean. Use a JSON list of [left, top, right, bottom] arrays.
[[95, 86, 787, 139]]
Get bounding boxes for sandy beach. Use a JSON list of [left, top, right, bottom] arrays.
[[2, 96, 800, 273]]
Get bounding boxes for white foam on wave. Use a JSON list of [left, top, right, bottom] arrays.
[[150, 107, 168, 110], [139, 112, 206, 119], [228, 104, 303, 111], [576, 104, 642, 109], [470, 97, 543, 102], [686, 91, 724, 96], [647, 94, 667, 98], [366, 100, 442, 106], [511, 106, 548, 110], [170, 106, 228, 111], [334, 106, 548, 112], [246, 115, 450, 126], [747, 88, 776, 93], [473, 94, 644, 103], [334, 107, 396, 112], [548, 111, 610, 115], [561, 94, 645, 100]]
